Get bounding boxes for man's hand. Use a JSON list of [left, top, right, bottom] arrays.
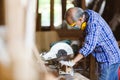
[[59, 60, 75, 67]]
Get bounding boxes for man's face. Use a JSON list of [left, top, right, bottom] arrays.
[[66, 17, 84, 30]]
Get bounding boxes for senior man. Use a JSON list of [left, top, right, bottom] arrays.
[[60, 7, 120, 80]]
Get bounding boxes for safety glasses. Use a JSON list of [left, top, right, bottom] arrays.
[[69, 18, 82, 27], [69, 22, 76, 27]]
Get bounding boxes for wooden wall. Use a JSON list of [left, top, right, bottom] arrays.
[[35, 31, 60, 52], [35, 30, 83, 52], [0, 0, 5, 25]]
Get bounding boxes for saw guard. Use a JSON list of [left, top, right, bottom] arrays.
[[42, 42, 74, 60]]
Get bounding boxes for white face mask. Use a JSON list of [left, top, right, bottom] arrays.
[[73, 25, 81, 30]]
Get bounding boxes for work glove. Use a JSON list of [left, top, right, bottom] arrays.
[[59, 60, 75, 67]]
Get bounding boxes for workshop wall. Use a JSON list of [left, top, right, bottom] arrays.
[[36, 31, 60, 52], [0, 0, 5, 25]]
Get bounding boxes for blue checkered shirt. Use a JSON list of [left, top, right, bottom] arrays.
[[79, 10, 120, 70]]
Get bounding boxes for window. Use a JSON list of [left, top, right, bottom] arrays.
[[54, 0, 62, 29], [38, 0, 50, 27], [38, 0, 74, 30]]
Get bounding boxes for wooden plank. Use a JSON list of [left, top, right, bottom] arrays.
[[59, 73, 89, 80], [62, 0, 66, 20], [0, 26, 13, 80], [4, 0, 39, 80], [81, 0, 86, 10], [50, 0, 54, 30], [0, 0, 5, 25], [89, 54, 97, 80], [73, 73, 89, 80]]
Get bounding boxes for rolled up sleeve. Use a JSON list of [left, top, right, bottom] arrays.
[[79, 23, 99, 57]]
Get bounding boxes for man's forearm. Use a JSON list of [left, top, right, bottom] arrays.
[[73, 53, 84, 63]]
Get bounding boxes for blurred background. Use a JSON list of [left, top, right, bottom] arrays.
[[0, 0, 120, 80]]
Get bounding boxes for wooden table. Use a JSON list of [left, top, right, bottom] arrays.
[[59, 72, 90, 80]]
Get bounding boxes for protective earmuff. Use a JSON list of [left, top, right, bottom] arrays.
[[81, 22, 87, 30], [79, 18, 87, 30]]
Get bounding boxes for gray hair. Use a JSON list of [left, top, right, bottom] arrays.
[[65, 7, 84, 22], [73, 7, 84, 21]]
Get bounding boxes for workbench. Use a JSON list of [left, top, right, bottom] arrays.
[[59, 72, 90, 80]]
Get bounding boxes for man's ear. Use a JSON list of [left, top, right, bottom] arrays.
[[79, 16, 84, 22], [82, 14, 86, 21], [79, 18, 82, 21]]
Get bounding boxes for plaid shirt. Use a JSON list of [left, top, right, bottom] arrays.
[[79, 10, 120, 70]]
